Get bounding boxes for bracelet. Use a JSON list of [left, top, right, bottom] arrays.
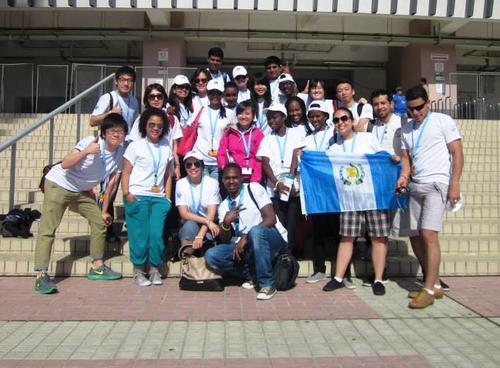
[[220, 222, 231, 231], [194, 236, 203, 240], [274, 181, 281, 190]]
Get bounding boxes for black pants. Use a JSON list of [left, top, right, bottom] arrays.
[[272, 196, 300, 252], [310, 212, 349, 277]]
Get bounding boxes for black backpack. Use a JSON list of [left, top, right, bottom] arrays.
[[273, 251, 300, 291], [246, 185, 299, 290], [0, 208, 41, 238]]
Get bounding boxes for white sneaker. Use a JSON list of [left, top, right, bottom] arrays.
[[256, 286, 277, 300], [242, 280, 254, 289], [306, 272, 327, 284], [343, 278, 356, 289], [133, 271, 151, 287]]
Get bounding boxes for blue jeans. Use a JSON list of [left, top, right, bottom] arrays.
[[204, 225, 287, 287], [179, 220, 213, 241], [203, 165, 219, 180]]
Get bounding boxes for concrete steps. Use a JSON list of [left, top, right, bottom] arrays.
[[1, 115, 499, 278]]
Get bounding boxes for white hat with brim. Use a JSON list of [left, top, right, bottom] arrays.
[[172, 75, 190, 86], [278, 73, 295, 84], [184, 150, 204, 162], [265, 102, 287, 117], [232, 66, 248, 78], [207, 79, 224, 93], [307, 100, 329, 118]]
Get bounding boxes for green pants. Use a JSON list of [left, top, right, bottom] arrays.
[[34, 180, 106, 271], [124, 195, 171, 268]]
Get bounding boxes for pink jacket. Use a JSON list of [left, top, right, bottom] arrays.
[[217, 125, 264, 183]]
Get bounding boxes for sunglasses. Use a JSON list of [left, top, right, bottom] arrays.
[[235, 76, 247, 81], [147, 123, 163, 129], [332, 115, 350, 124], [175, 84, 191, 90], [148, 94, 164, 100], [407, 102, 427, 112], [195, 78, 208, 84], [185, 161, 202, 169]]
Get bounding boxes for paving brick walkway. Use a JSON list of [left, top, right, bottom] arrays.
[[1, 276, 500, 367]]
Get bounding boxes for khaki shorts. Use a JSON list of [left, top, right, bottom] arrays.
[[408, 182, 448, 233]]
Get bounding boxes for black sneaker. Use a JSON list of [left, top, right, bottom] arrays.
[[34, 273, 58, 295], [372, 281, 385, 296], [323, 279, 344, 292], [439, 279, 450, 291], [362, 274, 389, 287]]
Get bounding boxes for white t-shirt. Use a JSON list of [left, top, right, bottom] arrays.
[[237, 89, 252, 103], [46, 136, 124, 192], [348, 101, 373, 126], [367, 114, 402, 156], [328, 132, 381, 154], [256, 99, 272, 136], [175, 176, 220, 218], [298, 93, 335, 125], [189, 106, 230, 166], [217, 183, 287, 241], [401, 112, 461, 185], [257, 127, 306, 197], [297, 126, 336, 152], [124, 138, 173, 197], [128, 114, 183, 149], [91, 91, 139, 139], [269, 78, 281, 103], [207, 69, 231, 85], [193, 95, 209, 109]]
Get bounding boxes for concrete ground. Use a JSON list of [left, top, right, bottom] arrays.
[[0, 276, 499, 367]]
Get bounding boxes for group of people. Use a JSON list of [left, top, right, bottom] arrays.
[[33, 47, 463, 309]]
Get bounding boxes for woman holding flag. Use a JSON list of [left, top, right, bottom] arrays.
[[323, 107, 390, 296]]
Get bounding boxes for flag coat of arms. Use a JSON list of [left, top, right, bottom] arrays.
[[299, 151, 402, 214]]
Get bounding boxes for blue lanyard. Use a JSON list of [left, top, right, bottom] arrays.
[[342, 133, 358, 153], [116, 93, 131, 124], [257, 112, 266, 130], [227, 185, 246, 234], [239, 128, 253, 166], [179, 104, 191, 123], [314, 129, 328, 151], [209, 108, 220, 149], [374, 123, 387, 145], [274, 128, 288, 165], [100, 140, 107, 173], [188, 177, 204, 215], [145, 140, 161, 185], [411, 113, 431, 159], [238, 90, 249, 102]]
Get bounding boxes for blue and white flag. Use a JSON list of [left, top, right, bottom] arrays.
[[299, 151, 403, 214]]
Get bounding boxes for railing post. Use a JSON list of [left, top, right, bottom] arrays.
[[9, 143, 16, 210], [49, 117, 54, 164], [76, 99, 81, 142]]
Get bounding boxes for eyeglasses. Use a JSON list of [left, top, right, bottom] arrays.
[[332, 115, 350, 124], [185, 161, 202, 169], [107, 128, 125, 135], [407, 102, 427, 112], [148, 94, 164, 100], [195, 78, 208, 84], [117, 77, 133, 84], [175, 84, 191, 90], [235, 76, 247, 81], [147, 123, 163, 129]]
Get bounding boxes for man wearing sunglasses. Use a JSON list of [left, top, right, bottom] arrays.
[[90, 66, 139, 141], [204, 163, 288, 300], [396, 85, 463, 309]]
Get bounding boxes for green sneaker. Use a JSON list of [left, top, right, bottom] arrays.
[[34, 273, 58, 294], [88, 264, 122, 280]]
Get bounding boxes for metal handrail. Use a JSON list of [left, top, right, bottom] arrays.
[[0, 73, 115, 210]]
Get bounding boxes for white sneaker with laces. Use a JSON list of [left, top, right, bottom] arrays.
[[242, 281, 254, 289]]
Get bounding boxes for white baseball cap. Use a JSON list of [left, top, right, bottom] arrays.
[[278, 73, 295, 84], [207, 79, 224, 93], [307, 100, 329, 118], [265, 102, 287, 117], [184, 150, 204, 162], [232, 66, 248, 79], [172, 75, 190, 86]]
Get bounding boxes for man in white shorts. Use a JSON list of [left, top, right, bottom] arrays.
[[396, 85, 463, 309]]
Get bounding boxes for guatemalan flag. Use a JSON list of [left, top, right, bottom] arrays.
[[299, 151, 403, 214]]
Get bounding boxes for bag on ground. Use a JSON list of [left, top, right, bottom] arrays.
[[178, 243, 224, 291], [273, 250, 299, 291]]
